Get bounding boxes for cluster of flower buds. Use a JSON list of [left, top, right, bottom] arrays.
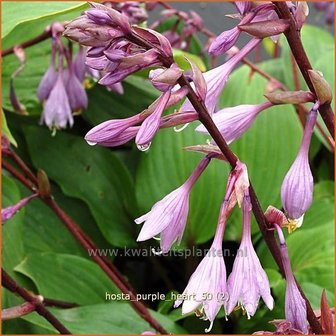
[[37, 23, 88, 130], [139, 160, 274, 332], [64, 2, 210, 150]]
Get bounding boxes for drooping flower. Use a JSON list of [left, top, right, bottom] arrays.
[[208, 26, 241, 56], [173, 160, 250, 332], [37, 43, 58, 102], [135, 91, 171, 151], [40, 66, 73, 130], [85, 114, 144, 146], [226, 192, 274, 318], [181, 38, 261, 115], [2, 193, 38, 223], [281, 102, 318, 232], [64, 62, 88, 113], [195, 101, 272, 144], [275, 224, 308, 334], [135, 156, 211, 253], [174, 243, 227, 332]]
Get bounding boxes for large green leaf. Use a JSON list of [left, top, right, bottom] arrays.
[[22, 303, 186, 334], [2, 2, 86, 43], [14, 252, 119, 305], [136, 61, 302, 244], [23, 126, 137, 247]]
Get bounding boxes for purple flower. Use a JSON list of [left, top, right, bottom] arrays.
[[195, 101, 272, 144], [275, 225, 308, 334], [65, 64, 88, 113], [2, 193, 38, 223], [174, 244, 227, 332], [226, 193, 274, 318], [235, 1, 252, 15], [281, 103, 318, 231], [135, 157, 211, 253], [40, 72, 73, 130], [135, 91, 171, 151], [85, 114, 143, 146], [208, 27, 241, 56], [37, 44, 57, 102], [181, 38, 261, 115], [73, 46, 87, 82], [173, 163, 249, 332]]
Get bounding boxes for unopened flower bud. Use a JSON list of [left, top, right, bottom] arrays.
[[308, 70, 333, 105], [264, 90, 315, 105], [37, 169, 51, 198], [149, 64, 182, 92], [238, 19, 290, 38]]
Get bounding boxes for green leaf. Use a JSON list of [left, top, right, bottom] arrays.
[[313, 180, 334, 200], [23, 126, 137, 247], [173, 49, 206, 72], [14, 252, 120, 305], [2, 2, 86, 43], [2, 110, 17, 146], [23, 303, 186, 334]]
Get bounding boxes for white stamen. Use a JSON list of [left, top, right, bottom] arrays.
[[205, 320, 214, 333], [151, 248, 163, 256], [174, 123, 190, 133]]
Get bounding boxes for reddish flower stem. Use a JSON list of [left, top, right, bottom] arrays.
[[2, 27, 52, 57], [273, 2, 335, 139], [2, 269, 72, 334]]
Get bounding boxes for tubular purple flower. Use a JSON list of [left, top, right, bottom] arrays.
[[209, 11, 257, 56], [88, 126, 140, 147], [135, 91, 171, 151], [37, 42, 58, 102], [195, 101, 272, 144], [2, 193, 38, 223], [173, 164, 246, 332], [208, 27, 240, 56], [135, 156, 211, 253], [73, 46, 87, 82], [181, 38, 261, 115], [275, 225, 308, 334], [280, 103, 318, 231], [65, 62, 88, 112], [40, 58, 74, 130], [99, 49, 161, 86], [235, 1, 252, 15], [85, 113, 144, 146], [226, 192, 274, 318]]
